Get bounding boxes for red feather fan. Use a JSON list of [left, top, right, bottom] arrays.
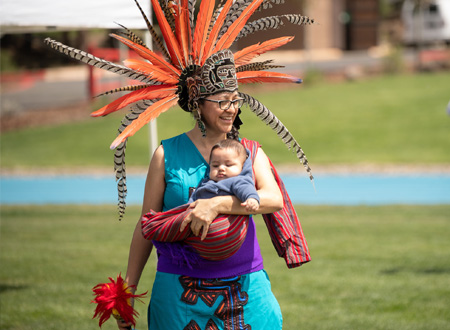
[[92, 274, 147, 328]]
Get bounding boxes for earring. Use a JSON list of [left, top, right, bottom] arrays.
[[195, 110, 206, 137]]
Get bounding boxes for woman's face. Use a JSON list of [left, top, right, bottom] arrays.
[[199, 91, 240, 134]]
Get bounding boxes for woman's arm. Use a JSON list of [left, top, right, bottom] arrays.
[[185, 147, 283, 239], [117, 145, 165, 330], [251, 147, 284, 211], [125, 145, 165, 287]]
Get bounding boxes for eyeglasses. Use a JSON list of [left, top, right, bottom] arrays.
[[201, 97, 245, 110]]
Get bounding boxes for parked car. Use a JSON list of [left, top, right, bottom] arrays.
[[401, 0, 450, 45]]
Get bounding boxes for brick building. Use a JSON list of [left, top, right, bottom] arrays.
[[237, 0, 380, 51]]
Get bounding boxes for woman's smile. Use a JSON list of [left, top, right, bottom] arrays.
[[219, 114, 234, 123]]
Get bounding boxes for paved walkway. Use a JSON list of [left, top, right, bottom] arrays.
[[2, 172, 450, 205]]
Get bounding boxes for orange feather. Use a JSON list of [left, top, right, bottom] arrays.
[[213, 0, 265, 53], [201, 0, 235, 65], [110, 95, 179, 150], [174, 0, 191, 66], [91, 85, 178, 117], [233, 36, 294, 66], [237, 71, 302, 84], [123, 59, 179, 84], [192, 0, 215, 64], [111, 34, 181, 77], [151, 0, 184, 68]]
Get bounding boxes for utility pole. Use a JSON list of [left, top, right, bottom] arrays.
[[146, 1, 158, 158], [415, 0, 427, 69]]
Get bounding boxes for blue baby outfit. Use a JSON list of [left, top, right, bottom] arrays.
[[188, 149, 260, 205]]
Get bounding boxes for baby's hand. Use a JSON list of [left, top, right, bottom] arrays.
[[241, 198, 259, 212]]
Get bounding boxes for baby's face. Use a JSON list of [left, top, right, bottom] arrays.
[[209, 148, 244, 182]]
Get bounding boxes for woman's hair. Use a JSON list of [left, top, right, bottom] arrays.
[[210, 139, 246, 163], [226, 126, 240, 141]]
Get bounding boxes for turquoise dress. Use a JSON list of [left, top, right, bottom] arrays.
[[162, 133, 208, 212], [148, 133, 282, 330]]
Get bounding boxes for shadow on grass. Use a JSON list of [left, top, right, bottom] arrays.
[[0, 283, 29, 294]]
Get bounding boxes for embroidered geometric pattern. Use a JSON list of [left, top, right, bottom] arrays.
[[184, 319, 220, 330], [179, 276, 251, 330]]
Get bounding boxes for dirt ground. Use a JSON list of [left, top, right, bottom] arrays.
[[0, 101, 92, 132]]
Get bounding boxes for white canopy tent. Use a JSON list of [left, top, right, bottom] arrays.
[[0, 0, 151, 33], [0, 0, 158, 154]]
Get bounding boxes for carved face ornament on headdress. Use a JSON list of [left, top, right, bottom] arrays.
[[186, 49, 238, 112], [45, 0, 315, 219], [199, 50, 238, 96]]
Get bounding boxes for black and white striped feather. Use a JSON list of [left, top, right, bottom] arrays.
[[284, 14, 315, 25], [208, 0, 226, 36], [44, 38, 152, 83], [236, 14, 315, 41], [114, 99, 156, 219], [116, 23, 148, 48], [239, 92, 314, 182], [217, 0, 253, 41], [96, 84, 151, 97], [259, 0, 285, 10], [236, 60, 284, 72], [114, 140, 128, 220], [188, 0, 197, 39], [132, 0, 171, 61], [162, 0, 177, 33]]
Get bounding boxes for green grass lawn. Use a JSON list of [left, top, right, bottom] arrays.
[[1, 205, 449, 330], [1, 72, 449, 169]]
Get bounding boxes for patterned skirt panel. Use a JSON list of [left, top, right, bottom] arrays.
[[148, 270, 282, 330]]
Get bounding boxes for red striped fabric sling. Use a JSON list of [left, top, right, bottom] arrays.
[[141, 206, 249, 261], [241, 138, 311, 268]]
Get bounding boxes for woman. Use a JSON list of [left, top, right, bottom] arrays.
[[45, 1, 312, 328], [118, 85, 286, 329]]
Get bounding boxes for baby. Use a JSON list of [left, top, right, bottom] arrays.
[[142, 139, 259, 261], [189, 139, 260, 212]]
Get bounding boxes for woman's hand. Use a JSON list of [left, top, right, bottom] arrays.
[[180, 147, 282, 241], [115, 297, 134, 330], [181, 199, 219, 240], [116, 319, 132, 330]]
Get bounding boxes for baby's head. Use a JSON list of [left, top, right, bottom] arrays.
[[209, 139, 247, 182]]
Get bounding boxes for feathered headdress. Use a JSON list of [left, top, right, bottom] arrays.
[[45, 0, 315, 219]]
